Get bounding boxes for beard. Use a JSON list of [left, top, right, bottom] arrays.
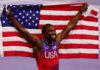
[[44, 34, 56, 41]]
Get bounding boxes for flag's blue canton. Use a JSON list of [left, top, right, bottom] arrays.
[[1, 5, 41, 29]]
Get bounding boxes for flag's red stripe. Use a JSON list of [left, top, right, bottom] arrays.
[[40, 15, 73, 20], [59, 54, 80, 58], [3, 32, 22, 37], [3, 32, 43, 39], [60, 44, 98, 49], [42, 5, 82, 11], [2, 32, 43, 38], [42, 2, 84, 9], [41, 2, 85, 11], [3, 32, 98, 40], [91, 10, 98, 16], [80, 53, 98, 58], [39, 25, 98, 30], [80, 25, 98, 30], [3, 41, 32, 48], [40, 15, 98, 22], [83, 16, 98, 22], [4, 51, 34, 57]]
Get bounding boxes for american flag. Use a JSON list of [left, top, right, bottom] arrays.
[[0, 3, 99, 58]]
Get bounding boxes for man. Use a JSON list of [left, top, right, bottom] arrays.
[[5, 3, 87, 70]]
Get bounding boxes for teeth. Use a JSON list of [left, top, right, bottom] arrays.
[[52, 35, 55, 38]]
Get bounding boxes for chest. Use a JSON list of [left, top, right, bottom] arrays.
[[41, 39, 58, 58], [44, 49, 58, 58]]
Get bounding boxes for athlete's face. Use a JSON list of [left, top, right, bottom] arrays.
[[44, 25, 56, 40]]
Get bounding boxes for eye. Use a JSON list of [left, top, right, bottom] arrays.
[[49, 30, 55, 32], [50, 30, 53, 32]]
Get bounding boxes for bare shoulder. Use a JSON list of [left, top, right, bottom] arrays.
[[31, 35, 42, 50]]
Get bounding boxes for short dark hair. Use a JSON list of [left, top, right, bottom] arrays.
[[42, 24, 52, 34]]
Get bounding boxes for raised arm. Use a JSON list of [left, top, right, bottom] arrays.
[[56, 3, 88, 44], [5, 7, 42, 53]]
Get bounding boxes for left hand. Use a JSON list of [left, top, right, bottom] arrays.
[[80, 3, 88, 13]]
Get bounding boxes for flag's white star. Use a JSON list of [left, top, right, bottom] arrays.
[[30, 10, 32, 13], [26, 13, 29, 16], [36, 11, 39, 14], [36, 17, 38, 20], [2, 20, 5, 23], [19, 12, 22, 15]]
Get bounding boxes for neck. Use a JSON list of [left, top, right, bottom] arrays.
[[45, 39, 53, 45]]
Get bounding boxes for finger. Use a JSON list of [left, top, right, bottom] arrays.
[[4, 5, 10, 13]]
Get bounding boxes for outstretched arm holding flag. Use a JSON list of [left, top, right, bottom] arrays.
[[56, 3, 88, 44], [5, 3, 87, 70]]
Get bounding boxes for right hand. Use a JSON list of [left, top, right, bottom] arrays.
[[4, 6, 13, 17]]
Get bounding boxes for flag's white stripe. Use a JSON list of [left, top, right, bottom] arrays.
[[59, 49, 80, 54], [61, 39, 99, 45], [80, 48, 99, 54], [3, 36, 98, 45], [40, 20, 98, 27], [3, 36, 27, 42], [3, 46, 33, 53], [41, 10, 78, 16], [59, 49, 98, 54], [3, 27, 98, 36], [40, 20, 69, 25], [2, 27, 19, 32], [65, 30, 98, 36], [57, 30, 98, 36]]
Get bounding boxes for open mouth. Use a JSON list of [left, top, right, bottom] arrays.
[[51, 35, 56, 39]]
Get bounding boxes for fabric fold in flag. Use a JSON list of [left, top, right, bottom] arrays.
[[0, 3, 99, 59]]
